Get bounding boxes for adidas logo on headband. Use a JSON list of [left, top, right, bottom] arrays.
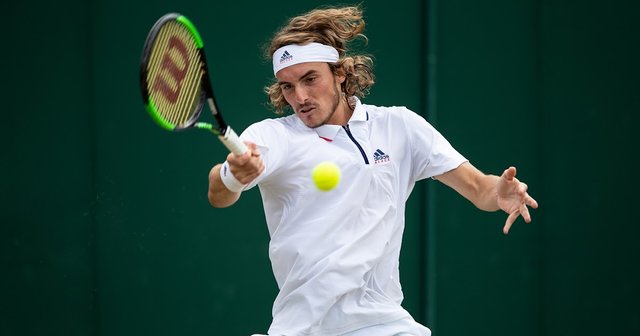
[[280, 50, 293, 64]]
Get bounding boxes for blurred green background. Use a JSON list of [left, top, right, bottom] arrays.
[[1, 0, 638, 335]]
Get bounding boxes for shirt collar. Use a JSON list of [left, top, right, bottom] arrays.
[[314, 97, 367, 141], [349, 97, 368, 122]]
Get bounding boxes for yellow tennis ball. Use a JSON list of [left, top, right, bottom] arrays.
[[312, 161, 341, 191]]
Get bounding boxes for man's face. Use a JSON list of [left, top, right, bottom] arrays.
[[276, 62, 347, 128]]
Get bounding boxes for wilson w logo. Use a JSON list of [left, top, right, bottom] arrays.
[[152, 36, 190, 103]]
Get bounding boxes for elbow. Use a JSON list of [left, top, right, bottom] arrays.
[[207, 164, 230, 208], [208, 190, 231, 208], [208, 188, 240, 208], [208, 191, 222, 208]]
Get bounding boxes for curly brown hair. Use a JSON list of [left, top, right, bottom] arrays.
[[264, 6, 375, 115]]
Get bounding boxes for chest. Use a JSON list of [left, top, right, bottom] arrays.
[[269, 122, 405, 192], [313, 122, 404, 167]]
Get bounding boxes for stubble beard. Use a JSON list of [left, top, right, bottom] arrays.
[[308, 84, 344, 129]]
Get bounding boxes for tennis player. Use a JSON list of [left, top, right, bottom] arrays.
[[208, 6, 538, 336]]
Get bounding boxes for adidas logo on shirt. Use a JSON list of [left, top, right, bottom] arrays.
[[280, 50, 293, 64], [373, 149, 390, 164]]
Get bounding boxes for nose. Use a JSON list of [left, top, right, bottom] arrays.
[[294, 86, 309, 104]]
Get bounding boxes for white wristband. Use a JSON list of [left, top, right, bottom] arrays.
[[220, 161, 247, 193]]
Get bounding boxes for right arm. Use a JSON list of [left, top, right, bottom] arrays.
[[207, 142, 264, 208]]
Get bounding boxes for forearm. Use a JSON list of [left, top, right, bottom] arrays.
[[436, 162, 500, 212], [470, 174, 501, 212], [208, 164, 241, 208]]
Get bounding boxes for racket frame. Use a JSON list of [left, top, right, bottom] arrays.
[[139, 13, 247, 154]]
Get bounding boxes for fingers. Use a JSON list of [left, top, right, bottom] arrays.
[[502, 166, 517, 181], [228, 147, 253, 163], [245, 141, 261, 157], [224, 143, 264, 184], [226, 142, 260, 164], [503, 211, 519, 234], [500, 166, 539, 234], [526, 195, 539, 209], [517, 182, 537, 221], [503, 200, 535, 234], [520, 203, 531, 223]]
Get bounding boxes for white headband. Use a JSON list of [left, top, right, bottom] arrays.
[[272, 42, 340, 76]]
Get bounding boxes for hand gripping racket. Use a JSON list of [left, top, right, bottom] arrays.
[[139, 13, 247, 155]]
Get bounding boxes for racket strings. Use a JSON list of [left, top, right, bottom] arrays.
[[147, 21, 204, 128]]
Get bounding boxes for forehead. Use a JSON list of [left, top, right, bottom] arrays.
[[276, 62, 332, 82]]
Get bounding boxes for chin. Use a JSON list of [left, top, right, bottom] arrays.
[[305, 121, 322, 129]]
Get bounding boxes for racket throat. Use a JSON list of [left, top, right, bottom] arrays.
[[206, 97, 228, 133], [194, 122, 231, 137]]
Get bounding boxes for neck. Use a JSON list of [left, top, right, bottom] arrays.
[[335, 95, 355, 125]]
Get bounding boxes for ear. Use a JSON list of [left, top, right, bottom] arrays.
[[332, 65, 346, 83], [334, 70, 346, 84]]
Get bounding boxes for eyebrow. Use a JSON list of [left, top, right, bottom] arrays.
[[277, 69, 318, 85]]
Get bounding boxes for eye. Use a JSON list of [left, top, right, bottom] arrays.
[[280, 83, 292, 91], [305, 76, 317, 84]]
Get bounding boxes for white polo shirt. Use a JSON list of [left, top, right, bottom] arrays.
[[241, 98, 467, 336]]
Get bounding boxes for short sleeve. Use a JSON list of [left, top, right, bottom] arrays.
[[402, 109, 468, 181]]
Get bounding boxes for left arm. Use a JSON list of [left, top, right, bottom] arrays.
[[435, 162, 539, 234]]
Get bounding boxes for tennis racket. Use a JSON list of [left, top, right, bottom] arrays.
[[139, 13, 247, 155]]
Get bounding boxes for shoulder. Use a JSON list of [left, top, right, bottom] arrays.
[[363, 102, 414, 115], [242, 115, 299, 138], [362, 102, 428, 125]]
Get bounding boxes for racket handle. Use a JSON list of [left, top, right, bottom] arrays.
[[218, 126, 248, 155]]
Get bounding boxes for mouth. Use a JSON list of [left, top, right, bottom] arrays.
[[298, 105, 315, 114]]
